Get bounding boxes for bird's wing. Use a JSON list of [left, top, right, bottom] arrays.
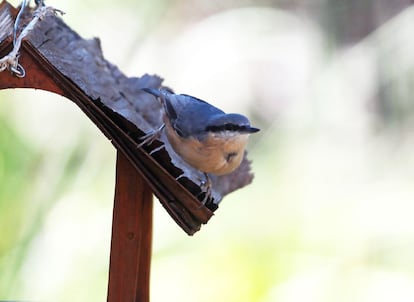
[[163, 93, 225, 139]]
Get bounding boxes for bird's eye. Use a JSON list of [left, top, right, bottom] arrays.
[[224, 123, 237, 131]]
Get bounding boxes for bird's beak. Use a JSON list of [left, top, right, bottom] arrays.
[[248, 127, 260, 133]]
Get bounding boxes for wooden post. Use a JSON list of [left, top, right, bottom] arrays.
[[107, 151, 153, 302]]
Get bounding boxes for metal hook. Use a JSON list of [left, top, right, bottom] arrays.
[[10, 63, 26, 78]]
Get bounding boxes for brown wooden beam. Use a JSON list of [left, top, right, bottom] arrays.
[[107, 151, 153, 302]]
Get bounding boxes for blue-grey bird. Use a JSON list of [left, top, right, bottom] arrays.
[[139, 88, 259, 201]]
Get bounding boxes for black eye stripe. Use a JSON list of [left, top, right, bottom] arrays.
[[206, 123, 249, 132]]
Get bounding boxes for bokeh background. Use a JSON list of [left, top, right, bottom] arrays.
[[2, 0, 414, 301]]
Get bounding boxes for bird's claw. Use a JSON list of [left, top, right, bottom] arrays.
[[198, 173, 212, 205], [137, 124, 165, 148]]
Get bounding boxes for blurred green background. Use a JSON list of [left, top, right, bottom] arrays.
[[2, 0, 414, 301]]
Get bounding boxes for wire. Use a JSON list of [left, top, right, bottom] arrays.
[[13, 0, 28, 46]]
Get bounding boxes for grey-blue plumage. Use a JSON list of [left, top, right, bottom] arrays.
[[141, 88, 259, 141]]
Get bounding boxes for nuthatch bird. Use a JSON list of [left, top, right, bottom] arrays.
[[140, 88, 260, 200]]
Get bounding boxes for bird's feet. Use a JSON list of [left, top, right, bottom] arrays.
[[137, 124, 165, 148], [198, 173, 212, 205]]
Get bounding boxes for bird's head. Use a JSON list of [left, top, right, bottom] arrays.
[[205, 113, 260, 136]]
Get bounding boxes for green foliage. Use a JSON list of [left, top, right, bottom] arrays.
[[0, 117, 35, 295]]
